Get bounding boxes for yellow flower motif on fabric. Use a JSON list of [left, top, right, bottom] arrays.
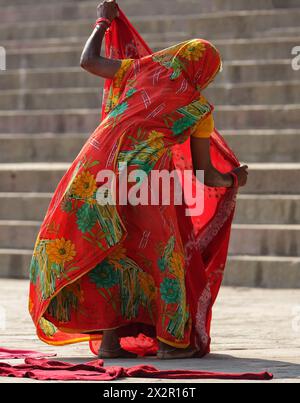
[[46, 238, 76, 265], [148, 130, 165, 148], [72, 171, 97, 199], [149, 148, 165, 164], [106, 245, 127, 269], [105, 88, 120, 113], [39, 317, 57, 337], [181, 41, 206, 61], [169, 251, 185, 280], [88, 198, 97, 206], [114, 59, 134, 88], [186, 95, 209, 116], [138, 271, 156, 300], [148, 130, 165, 162]]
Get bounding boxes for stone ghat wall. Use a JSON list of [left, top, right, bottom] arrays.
[[0, 0, 299, 287]]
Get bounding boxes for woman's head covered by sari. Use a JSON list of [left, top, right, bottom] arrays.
[[102, 6, 222, 120], [150, 39, 222, 92]]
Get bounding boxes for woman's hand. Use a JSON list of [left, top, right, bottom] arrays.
[[80, 0, 121, 77], [232, 165, 249, 187], [97, 0, 119, 22]]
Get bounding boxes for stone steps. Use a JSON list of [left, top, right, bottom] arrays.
[[214, 60, 298, 84], [215, 105, 300, 131], [1, 0, 300, 10], [0, 105, 299, 133], [1, 219, 299, 256], [3, 26, 300, 50], [4, 36, 300, 65], [1, 0, 300, 23], [0, 130, 299, 163], [0, 220, 40, 250], [0, 134, 87, 163], [0, 162, 299, 195], [0, 0, 299, 287], [239, 164, 300, 195], [1, 60, 295, 91], [224, 130, 300, 163], [4, 37, 299, 70], [235, 195, 300, 225], [1, 81, 299, 111], [1, 10, 300, 41], [0, 193, 52, 221], [1, 192, 299, 225], [0, 249, 32, 279], [223, 255, 300, 288], [1, 32, 187, 50], [1, 248, 299, 288], [206, 81, 300, 106], [0, 89, 103, 111], [261, 26, 300, 37], [230, 224, 300, 257], [0, 109, 99, 134]]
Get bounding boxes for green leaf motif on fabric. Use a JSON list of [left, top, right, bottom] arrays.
[[160, 278, 182, 304], [158, 258, 167, 272], [39, 317, 57, 337], [47, 283, 83, 323], [61, 199, 73, 213], [172, 116, 198, 136], [170, 97, 212, 137], [89, 261, 119, 289], [125, 88, 137, 98], [76, 204, 98, 233], [29, 257, 39, 285], [109, 101, 129, 118]]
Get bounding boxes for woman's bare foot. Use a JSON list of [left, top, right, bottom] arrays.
[[98, 347, 138, 359], [157, 341, 198, 360], [98, 329, 138, 359]]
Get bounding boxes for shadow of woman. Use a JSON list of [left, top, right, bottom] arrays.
[[56, 352, 300, 380]]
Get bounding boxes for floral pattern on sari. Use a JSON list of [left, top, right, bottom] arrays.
[[104, 58, 134, 114], [30, 237, 79, 301], [89, 244, 156, 322], [117, 129, 167, 175], [162, 95, 213, 143], [156, 236, 190, 341], [152, 41, 206, 80], [28, 26, 239, 354]]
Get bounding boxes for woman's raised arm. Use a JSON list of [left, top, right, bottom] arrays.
[[80, 1, 121, 78]]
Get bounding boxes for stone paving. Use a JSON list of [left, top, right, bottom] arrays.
[[0, 279, 299, 383]]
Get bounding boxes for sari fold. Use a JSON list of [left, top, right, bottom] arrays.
[[28, 6, 240, 357]]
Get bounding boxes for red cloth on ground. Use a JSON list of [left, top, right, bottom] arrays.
[[90, 333, 159, 357], [0, 347, 56, 360], [0, 357, 273, 381]]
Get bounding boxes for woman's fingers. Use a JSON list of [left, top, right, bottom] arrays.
[[97, 0, 118, 20], [242, 165, 249, 174], [232, 165, 249, 187]]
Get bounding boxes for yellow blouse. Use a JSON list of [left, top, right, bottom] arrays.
[[191, 114, 214, 138]]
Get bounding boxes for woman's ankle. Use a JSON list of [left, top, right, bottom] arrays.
[[101, 329, 121, 351], [158, 340, 177, 352]]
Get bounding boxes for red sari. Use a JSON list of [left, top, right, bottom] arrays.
[[28, 8, 240, 357]]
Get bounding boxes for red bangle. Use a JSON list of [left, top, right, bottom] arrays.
[[94, 17, 111, 28], [229, 171, 239, 188]]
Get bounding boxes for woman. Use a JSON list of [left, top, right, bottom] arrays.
[[29, 1, 248, 360]]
